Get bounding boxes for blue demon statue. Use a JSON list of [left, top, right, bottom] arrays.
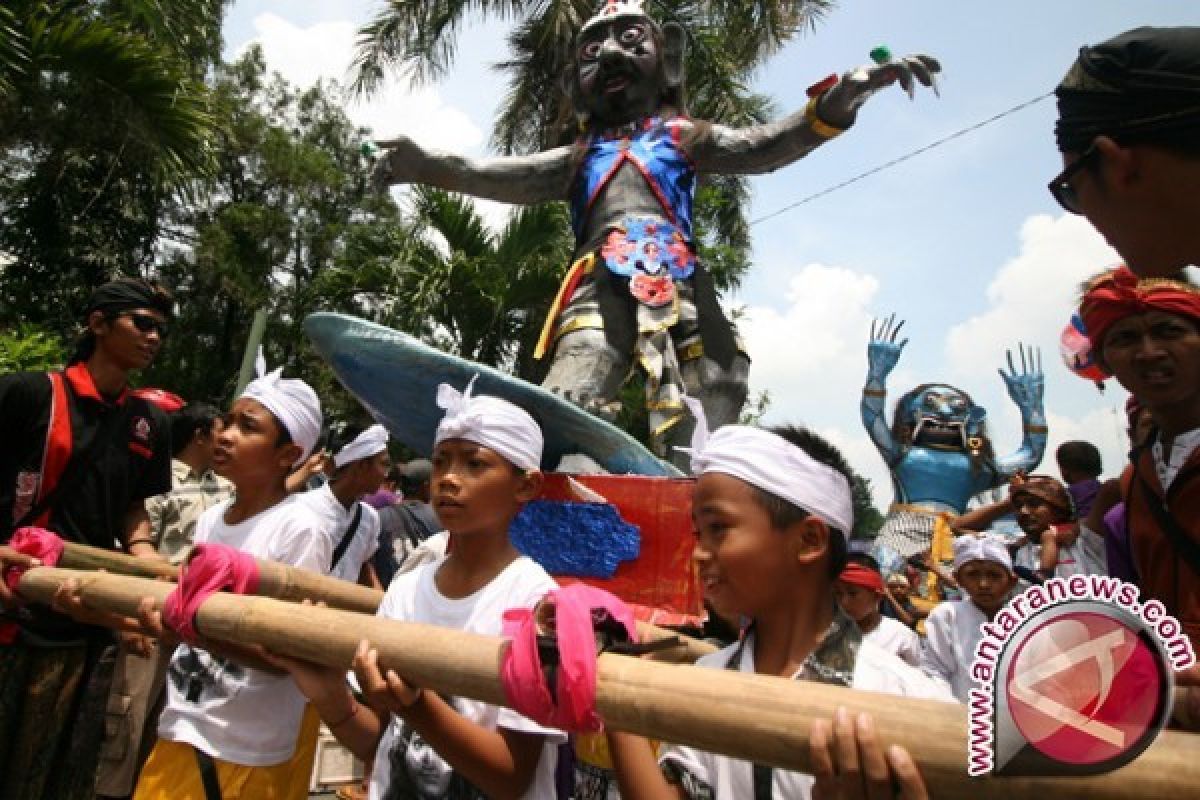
[[861, 315, 1047, 576]]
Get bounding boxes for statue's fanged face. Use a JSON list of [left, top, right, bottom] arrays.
[[907, 385, 976, 451], [576, 18, 663, 125]]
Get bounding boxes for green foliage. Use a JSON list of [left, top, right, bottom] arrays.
[[0, 324, 65, 373], [851, 474, 886, 539], [0, 0, 225, 336], [144, 46, 404, 425], [738, 389, 771, 425], [384, 185, 575, 379]]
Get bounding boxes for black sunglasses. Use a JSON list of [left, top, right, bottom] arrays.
[[120, 312, 169, 338], [1047, 145, 1099, 214]]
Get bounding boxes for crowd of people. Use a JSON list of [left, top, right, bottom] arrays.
[[0, 21, 1197, 800]]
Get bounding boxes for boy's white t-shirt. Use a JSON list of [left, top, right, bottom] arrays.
[[368, 554, 564, 800], [920, 598, 989, 703], [300, 483, 381, 582], [157, 494, 332, 766], [658, 634, 953, 799], [863, 615, 922, 667]]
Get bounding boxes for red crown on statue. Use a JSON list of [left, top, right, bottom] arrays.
[[582, 0, 649, 33]]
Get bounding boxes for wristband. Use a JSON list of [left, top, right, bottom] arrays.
[[804, 97, 846, 140]]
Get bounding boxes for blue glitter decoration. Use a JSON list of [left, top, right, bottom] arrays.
[[510, 500, 641, 578]]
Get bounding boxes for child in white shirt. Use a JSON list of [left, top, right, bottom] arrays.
[[921, 534, 1018, 703], [275, 380, 564, 800], [606, 418, 951, 799]]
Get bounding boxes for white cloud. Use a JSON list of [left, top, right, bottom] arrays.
[[242, 13, 483, 153], [737, 263, 910, 506], [946, 214, 1119, 380]]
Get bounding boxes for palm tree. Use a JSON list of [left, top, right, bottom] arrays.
[[387, 185, 576, 378], [0, 1, 221, 183], [0, 1, 226, 329], [351, 0, 834, 292]]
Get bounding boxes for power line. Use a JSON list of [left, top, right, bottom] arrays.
[[750, 92, 1054, 227]]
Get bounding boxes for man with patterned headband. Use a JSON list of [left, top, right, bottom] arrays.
[[1050, 26, 1200, 277], [1079, 267, 1200, 652], [372, 0, 940, 460]]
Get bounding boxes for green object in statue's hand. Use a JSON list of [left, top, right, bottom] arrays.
[[869, 45, 893, 65]]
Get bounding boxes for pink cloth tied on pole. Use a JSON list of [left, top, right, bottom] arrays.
[[501, 583, 637, 733], [1, 527, 65, 644], [4, 526, 64, 593], [162, 543, 260, 644]]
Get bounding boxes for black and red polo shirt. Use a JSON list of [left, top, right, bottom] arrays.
[[0, 362, 172, 548]]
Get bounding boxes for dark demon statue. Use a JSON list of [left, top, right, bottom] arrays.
[[373, 0, 940, 460]]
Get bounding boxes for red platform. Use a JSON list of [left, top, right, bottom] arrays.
[[538, 473, 702, 625]]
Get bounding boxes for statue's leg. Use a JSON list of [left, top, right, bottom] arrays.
[[540, 328, 631, 422], [668, 345, 750, 469]]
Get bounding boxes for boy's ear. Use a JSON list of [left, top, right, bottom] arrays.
[[791, 515, 830, 568], [277, 443, 304, 471], [514, 469, 544, 504]]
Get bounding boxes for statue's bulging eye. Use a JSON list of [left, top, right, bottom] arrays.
[[620, 24, 646, 45], [580, 41, 601, 60]]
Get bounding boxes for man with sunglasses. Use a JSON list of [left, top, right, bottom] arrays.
[[1049, 26, 1200, 278], [0, 276, 174, 800]]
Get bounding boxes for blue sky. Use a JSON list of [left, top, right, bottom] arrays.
[[221, 2, 1199, 504]]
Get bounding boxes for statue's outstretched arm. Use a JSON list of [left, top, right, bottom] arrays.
[[371, 135, 575, 205], [995, 344, 1048, 477], [862, 314, 908, 465], [692, 54, 940, 175]]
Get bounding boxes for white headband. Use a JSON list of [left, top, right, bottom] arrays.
[[334, 424, 389, 469], [240, 349, 323, 466], [952, 533, 1013, 573], [678, 397, 854, 534], [433, 377, 542, 472]]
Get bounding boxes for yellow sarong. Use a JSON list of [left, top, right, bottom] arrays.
[[133, 703, 320, 800]]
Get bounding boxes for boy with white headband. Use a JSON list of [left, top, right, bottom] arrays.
[[607, 401, 949, 800], [303, 423, 391, 587], [920, 534, 1018, 703], [131, 356, 332, 800], [273, 378, 564, 800]]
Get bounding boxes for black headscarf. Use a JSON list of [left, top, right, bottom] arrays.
[[1055, 26, 1200, 153], [82, 276, 174, 320]]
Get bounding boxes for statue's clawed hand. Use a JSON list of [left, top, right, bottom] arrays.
[[998, 344, 1045, 412], [867, 314, 908, 380], [819, 53, 942, 129]]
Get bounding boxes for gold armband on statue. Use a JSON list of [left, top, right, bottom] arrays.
[[804, 97, 846, 140], [1023, 424, 1049, 434], [862, 388, 887, 398]]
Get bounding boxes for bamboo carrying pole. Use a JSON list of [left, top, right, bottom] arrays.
[[54, 542, 714, 663], [57, 541, 380, 613], [18, 567, 1200, 800]]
